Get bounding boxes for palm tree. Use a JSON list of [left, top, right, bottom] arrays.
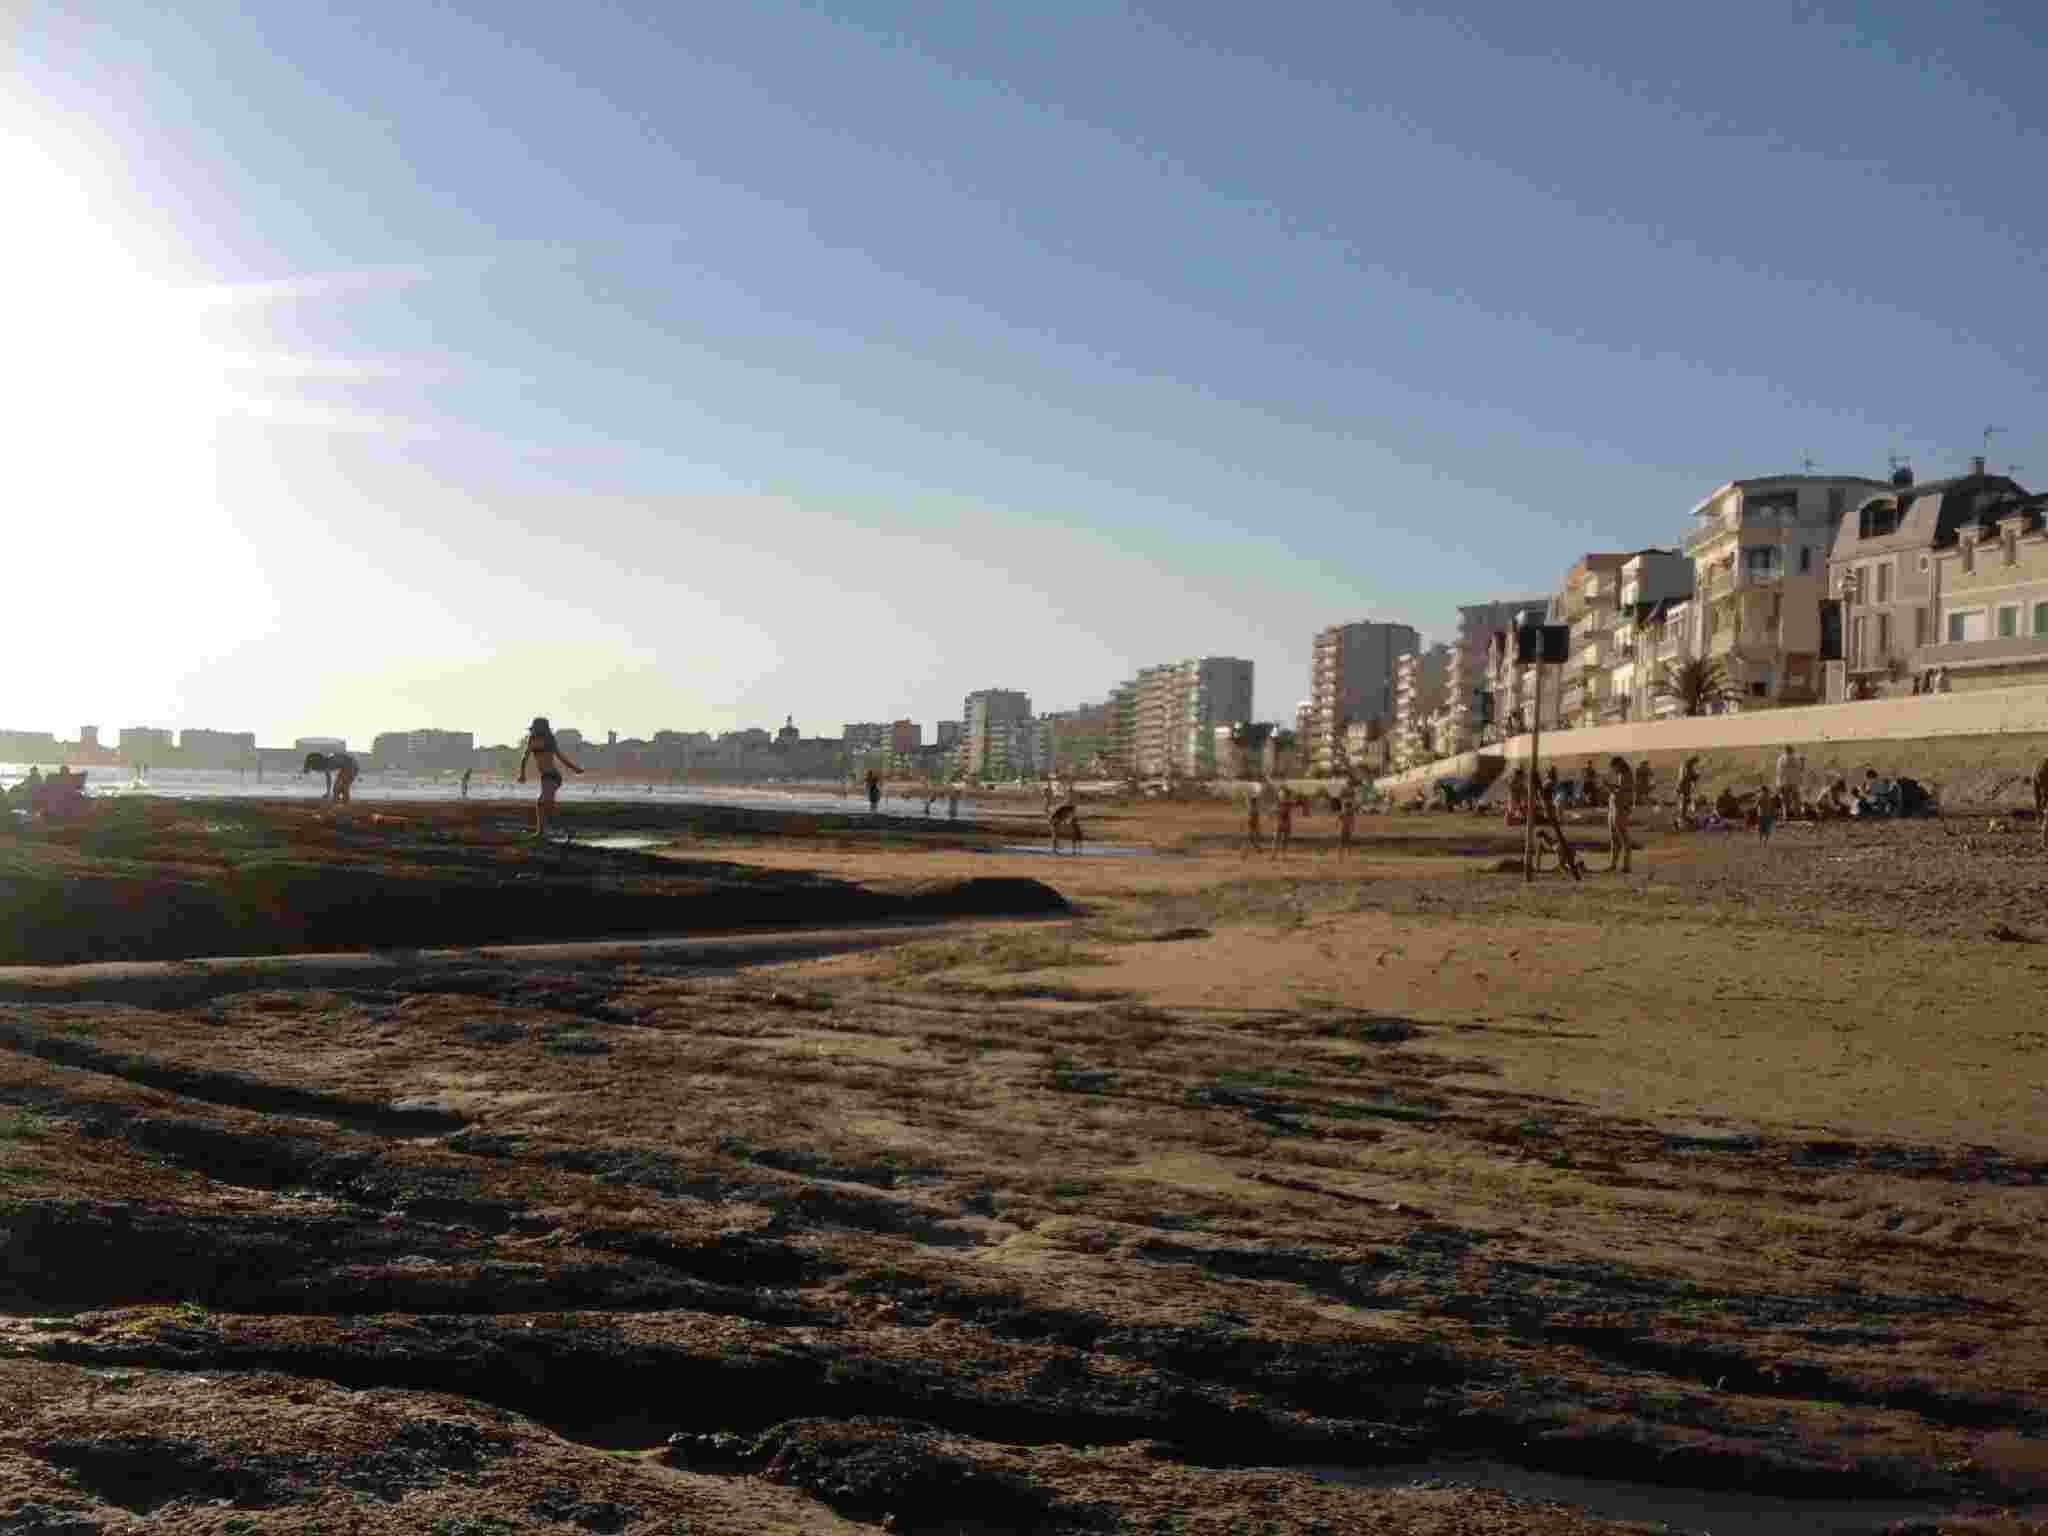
[[1654, 656, 1733, 717]]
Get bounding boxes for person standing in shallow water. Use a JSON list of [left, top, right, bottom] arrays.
[[518, 717, 583, 841]]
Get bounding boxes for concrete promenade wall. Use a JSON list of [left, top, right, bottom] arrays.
[[1372, 682, 2048, 794]]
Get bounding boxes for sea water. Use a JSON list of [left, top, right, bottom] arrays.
[[0, 764, 1045, 821]]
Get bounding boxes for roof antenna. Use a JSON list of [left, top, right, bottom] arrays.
[[1801, 456, 1818, 474], [1984, 425, 2006, 457]]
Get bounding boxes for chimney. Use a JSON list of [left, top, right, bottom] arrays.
[[1891, 464, 1914, 487], [1971, 455, 1987, 476]]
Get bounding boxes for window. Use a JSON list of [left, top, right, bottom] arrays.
[[1829, 487, 1847, 520], [1877, 613, 1892, 656], [1851, 615, 1867, 663], [2005, 532, 2019, 566], [1875, 562, 1892, 602], [1999, 605, 2020, 638], [1948, 612, 1966, 643], [1799, 546, 1811, 573], [1749, 680, 1769, 698], [1919, 554, 1930, 572], [1915, 607, 1929, 646], [1949, 609, 1987, 643], [1743, 546, 1778, 575], [2037, 601, 2048, 636], [1857, 499, 1901, 539]]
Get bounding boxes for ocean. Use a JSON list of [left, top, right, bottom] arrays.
[[0, 764, 994, 819]]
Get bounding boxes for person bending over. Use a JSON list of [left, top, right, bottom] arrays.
[[302, 752, 358, 803]]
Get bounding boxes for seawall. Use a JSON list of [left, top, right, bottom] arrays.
[[1372, 680, 2048, 793]]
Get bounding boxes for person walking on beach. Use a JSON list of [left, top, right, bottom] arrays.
[[1675, 755, 1701, 830], [1243, 783, 1267, 855], [1605, 756, 1635, 874], [460, 768, 473, 801], [1336, 783, 1358, 859], [517, 717, 583, 841], [1273, 789, 1297, 858], [865, 770, 881, 815], [1773, 744, 1802, 819]]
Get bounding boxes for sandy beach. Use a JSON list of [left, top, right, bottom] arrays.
[[1, 791, 2045, 1532]]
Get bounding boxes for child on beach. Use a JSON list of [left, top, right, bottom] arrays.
[[1756, 784, 1780, 842], [517, 717, 583, 841], [1273, 791, 1296, 858]]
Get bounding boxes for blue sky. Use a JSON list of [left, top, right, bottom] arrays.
[[7, 0, 2044, 746]]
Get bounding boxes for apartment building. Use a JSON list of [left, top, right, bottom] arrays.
[[1107, 657, 1255, 780], [1686, 473, 1891, 707], [1391, 643, 1451, 771], [1825, 464, 2033, 698], [1306, 620, 1418, 774], [1443, 600, 1549, 753], [962, 689, 1033, 779], [1483, 599, 1562, 740], [1603, 550, 1695, 721]]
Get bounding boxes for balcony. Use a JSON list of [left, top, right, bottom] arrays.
[[1684, 514, 1736, 555]]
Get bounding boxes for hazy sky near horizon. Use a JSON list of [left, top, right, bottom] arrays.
[[7, 1, 2044, 747]]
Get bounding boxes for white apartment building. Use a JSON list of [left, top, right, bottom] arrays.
[[1307, 620, 1418, 774], [1604, 549, 1694, 721], [1391, 643, 1451, 771], [1483, 599, 1562, 740], [1445, 600, 1550, 753], [1686, 474, 1891, 706]]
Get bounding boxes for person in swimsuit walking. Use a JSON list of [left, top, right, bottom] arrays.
[[518, 717, 583, 840]]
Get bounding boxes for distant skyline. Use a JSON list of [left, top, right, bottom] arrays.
[[6, 2, 2043, 747]]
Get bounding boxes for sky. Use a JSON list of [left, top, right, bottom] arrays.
[[5, 0, 2044, 747]]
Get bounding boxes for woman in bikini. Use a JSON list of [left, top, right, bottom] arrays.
[[517, 717, 584, 840]]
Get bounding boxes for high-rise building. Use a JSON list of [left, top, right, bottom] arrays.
[[962, 689, 1032, 778], [1151, 657, 1254, 778], [1306, 621, 1418, 774], [935, 720, 962, 751], [890, 719, 921, 756]]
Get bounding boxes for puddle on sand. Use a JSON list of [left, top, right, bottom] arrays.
[[574, 834, 675, 850], [993, 843, 1167, 858], [1310, 1459, 1956, 1535]]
